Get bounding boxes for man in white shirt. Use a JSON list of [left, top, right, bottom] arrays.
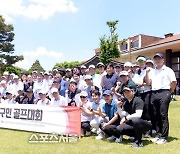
[[33, 73, 48, 100], [37, 89, 50, 105], [11, 75, 24, 97], [50, 88, 67, 106], [4, 90, 16, 104], [146, 53, 177, 144]]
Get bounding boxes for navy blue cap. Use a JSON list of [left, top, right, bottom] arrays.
[[103, 90, 112, 96], [153, 53, 164, 59]]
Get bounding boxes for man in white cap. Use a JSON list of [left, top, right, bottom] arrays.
[[133, 56, 154, 136], [80, 65, 87, 78], [124, 62, 133, 80], [146, 59, 154, 68], [50, 88, 67, 106], [4, 90, 16, 104], [79, 91, 92, 136], [37, 89, 50, 105], [84, 75, 99, 102]]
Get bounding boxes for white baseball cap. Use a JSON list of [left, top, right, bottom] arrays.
[[124, 62, 132, 67], [51, 88, 58, 93], [88, 64, 95, 69], [80, 91, 88, 97], [84, 75, 92, 80]]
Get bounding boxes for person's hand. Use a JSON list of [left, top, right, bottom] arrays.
[[146, 67, 151, 74], [120, 117, 126, 125], [65, 89, 68, 94], [91, 86, 95, 91], [111, 87, 115, 93], [71, 102, 76, 106], [116, 82, 121, 87], [80, 106, 85, 112], [20, 96, 24, 101], [102, 123, 109, 130], [117, 100, 123, 108], [79, 102, 83, 107]]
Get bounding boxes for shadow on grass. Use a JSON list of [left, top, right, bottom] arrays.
[[167, 136, 179, 142]]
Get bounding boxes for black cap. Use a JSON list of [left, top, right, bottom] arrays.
[[26, 88, 33, 93], [53, 79, 60, 83]]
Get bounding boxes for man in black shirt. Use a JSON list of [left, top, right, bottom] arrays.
[[22, 88, 35, 104], [115, 86, 152, 147]]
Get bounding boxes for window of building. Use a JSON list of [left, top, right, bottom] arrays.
[[121, 44, 127, 50], [132, 40, 139, 48]]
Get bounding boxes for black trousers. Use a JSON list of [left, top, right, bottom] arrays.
[[99, 118, 120, 137], [151, 90, 171, 139], [115, 118, 152, 143], [81, 121, 91, 132], [140, 91, 156, 130]]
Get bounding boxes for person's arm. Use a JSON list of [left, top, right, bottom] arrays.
[[170, 81, 177, 93], [100, 75, 105, 88], [102, 113, 118, 129], [91, 107, 100, 116], [120, 110, 143, 125], [98, 106, 106, 118], [145, 68, 151, 86], [81, 106, 93, 115]]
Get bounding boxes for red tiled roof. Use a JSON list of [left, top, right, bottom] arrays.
[[146, 34, 180, 47]]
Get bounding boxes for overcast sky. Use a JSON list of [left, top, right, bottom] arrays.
[[1, 0, 180, 71]]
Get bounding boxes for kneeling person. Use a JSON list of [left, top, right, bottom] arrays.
[[115, 86, 152, 147], [98, 90, 121, 142]]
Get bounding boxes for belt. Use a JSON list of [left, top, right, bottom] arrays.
[[152, 89, 169, 93]]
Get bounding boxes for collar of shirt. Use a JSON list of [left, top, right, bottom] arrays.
[[155, 65, 166, 70], [55, 97, 60, 101]]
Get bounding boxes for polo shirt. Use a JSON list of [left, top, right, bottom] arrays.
[[122, 96, 148, 120], [101, 100, 117, 120], [118, 79, 137, 94], [150, 65, 177, 91], [103, 73, 120, 90], [133, 67, 151, 93], [92, 99, 105, 111], [22, 96, 35, 104], [81, 101, 92, 122], [37, 98, 50, 105], [50, 96, 68, 106]]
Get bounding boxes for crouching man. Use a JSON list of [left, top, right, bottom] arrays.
[[115, 86, 152, 148], [97, 90, 120, 141]]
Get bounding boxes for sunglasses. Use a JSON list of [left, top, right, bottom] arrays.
[[80, 96, 87, 98], [138, 60, 145, 63]]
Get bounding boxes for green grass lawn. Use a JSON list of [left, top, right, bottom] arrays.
[[0, 101, 180, 154]]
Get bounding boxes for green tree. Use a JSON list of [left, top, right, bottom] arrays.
[[5, 66, 21, 76], [29, 60, 45, 73], [0, 15, 23, 75], [99, 20, 120, 65], [53, 61, 84, 70]]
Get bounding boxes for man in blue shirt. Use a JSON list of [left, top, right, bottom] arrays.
[[97, 90, 120, 141]]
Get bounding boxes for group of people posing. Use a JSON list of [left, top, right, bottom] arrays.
[[0, 53, 177, 148]]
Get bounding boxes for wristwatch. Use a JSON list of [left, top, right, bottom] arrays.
[[124, 116, 127, 120], [90, 109, 93, 112]]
